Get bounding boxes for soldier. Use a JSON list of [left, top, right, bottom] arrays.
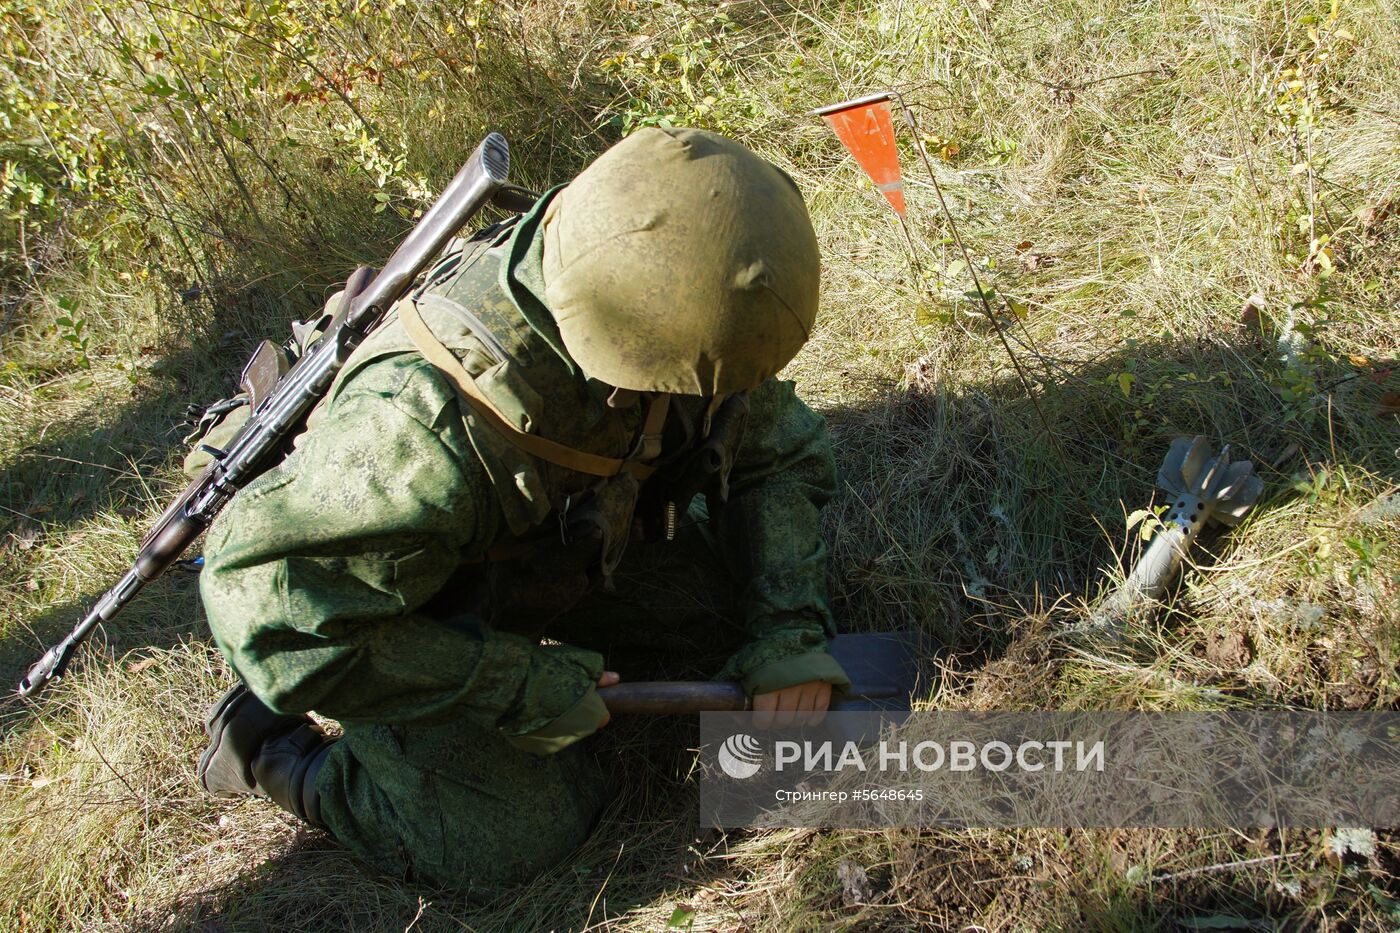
[[195, 127, 849, 890]]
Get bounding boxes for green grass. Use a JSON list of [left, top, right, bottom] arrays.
[[3, 0, 1399, 929]]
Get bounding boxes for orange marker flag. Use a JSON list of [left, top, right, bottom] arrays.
[[813, 92, 906, 215]]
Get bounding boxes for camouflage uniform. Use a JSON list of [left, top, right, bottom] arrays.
[[199, 170, 847, 889]]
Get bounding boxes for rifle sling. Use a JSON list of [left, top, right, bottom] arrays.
[[400, 297, 657, 480]]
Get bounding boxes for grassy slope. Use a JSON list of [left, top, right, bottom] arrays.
[[2, 0, 1398, 929]]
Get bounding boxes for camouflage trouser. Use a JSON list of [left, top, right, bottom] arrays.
[[313, 528, 744, 892]]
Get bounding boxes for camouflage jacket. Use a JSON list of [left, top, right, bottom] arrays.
[[199, 190, 847, 753]]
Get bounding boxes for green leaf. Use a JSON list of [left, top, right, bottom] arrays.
[[1366, 884, 1400, 923], [142, 74, 175, 98], [914, 302, 952, 327], [1117, 372, 1136, 396], [667, 905, 695, 929]]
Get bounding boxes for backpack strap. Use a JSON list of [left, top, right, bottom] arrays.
[[400, 296, 660, 480], [629, 392, 670, 462]]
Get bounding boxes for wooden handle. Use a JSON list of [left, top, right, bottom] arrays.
[[598, 681, 751, 715]]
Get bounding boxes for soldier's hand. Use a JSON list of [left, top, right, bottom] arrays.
[[753, 680, 832, 729], [597, 671, 620, 727]]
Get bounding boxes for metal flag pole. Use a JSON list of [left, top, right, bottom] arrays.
[[812, 89, 1065, 462], [811, 92, 928, 290]]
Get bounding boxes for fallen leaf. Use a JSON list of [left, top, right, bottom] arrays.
[[1356, 203, 1393, 229], [1378, 392, 1400, 417], [1348, 354, 1371, 368], [1014, 241, 1033, 253], [1367, 368, 1392, 384]]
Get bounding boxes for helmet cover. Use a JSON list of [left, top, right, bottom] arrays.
[[542, 127, 820, 395]]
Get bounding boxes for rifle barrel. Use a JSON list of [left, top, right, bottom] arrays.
[[345, 134, 510, 332]]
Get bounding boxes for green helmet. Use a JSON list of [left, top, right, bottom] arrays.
[[541, 127, 820, 396]]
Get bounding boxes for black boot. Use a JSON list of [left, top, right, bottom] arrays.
[[198, 682, 336, 826]]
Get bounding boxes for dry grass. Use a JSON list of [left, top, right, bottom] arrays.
[[3, 0, 1399, 929]]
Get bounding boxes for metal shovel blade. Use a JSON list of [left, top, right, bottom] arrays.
[[598, 630, 924, 715], [827, 630, 923, 712]]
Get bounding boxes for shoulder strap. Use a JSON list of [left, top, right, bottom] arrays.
[[400, 296, 658, 480]]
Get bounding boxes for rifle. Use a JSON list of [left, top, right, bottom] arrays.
[[18, 133, 517, 697]]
